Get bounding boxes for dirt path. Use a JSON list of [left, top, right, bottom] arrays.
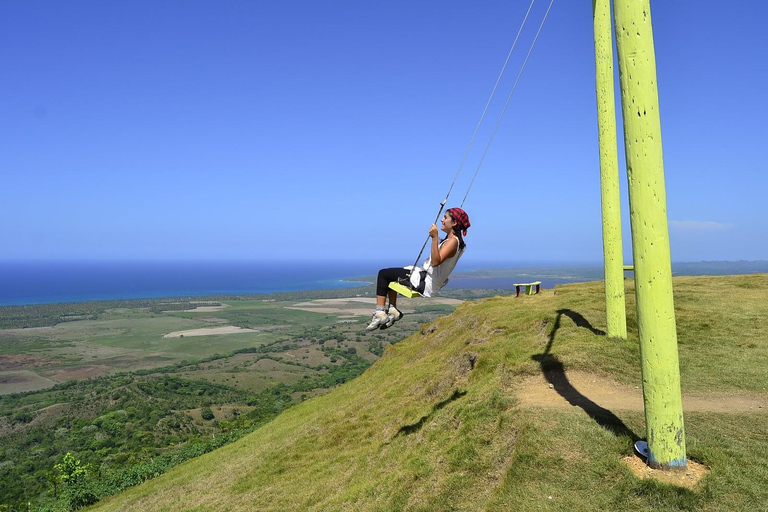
[[286, 297, 464, 316], [163, 326, 259, 338], [516, 370, 766, 488], [516, 370, 767, 413]]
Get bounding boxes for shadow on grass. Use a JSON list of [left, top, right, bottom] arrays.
[[556, 309, 606, 336], [395, 389, 467, 438], [532, 309, 639, 440]]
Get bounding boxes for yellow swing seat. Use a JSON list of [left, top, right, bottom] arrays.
[[388, 281, 422, 298]]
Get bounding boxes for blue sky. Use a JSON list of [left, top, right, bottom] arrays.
[[2, 1, 766, 265]]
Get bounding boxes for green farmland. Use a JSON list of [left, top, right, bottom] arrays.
[[0, 289, 469, 509]]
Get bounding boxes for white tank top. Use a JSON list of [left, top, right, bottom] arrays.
[[408, 237, 464, 297]]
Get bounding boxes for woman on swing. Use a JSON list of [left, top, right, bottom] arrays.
[[366, 207, 470, 331]]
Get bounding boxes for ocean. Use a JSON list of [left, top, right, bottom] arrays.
[[1, 260, 765, 307], [0, 261, 381, 306]]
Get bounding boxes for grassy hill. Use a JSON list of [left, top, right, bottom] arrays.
[[89, 275, 767, 511]]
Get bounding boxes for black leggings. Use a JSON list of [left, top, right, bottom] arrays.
[[376, 267, 410, 296]]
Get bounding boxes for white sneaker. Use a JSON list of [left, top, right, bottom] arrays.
[[381, 305, 403, 329], [365, 310, 388, 331]]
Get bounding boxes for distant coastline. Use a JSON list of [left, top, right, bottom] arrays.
[[446, 260, 768, 293], [0, 260, 765, 307], [0, 260, 382, 307]]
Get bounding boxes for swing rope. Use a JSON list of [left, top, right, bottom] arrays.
[[441, 0, 538, 210], [399, 0, 555, 290], [460, 0, 556, 208], [404, 0, 540, 276]]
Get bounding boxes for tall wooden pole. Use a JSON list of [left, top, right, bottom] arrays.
[[592, 0, 627, 339], [613, 0, 686, 469]]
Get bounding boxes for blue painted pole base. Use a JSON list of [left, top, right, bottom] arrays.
[[636, 440, 687, 469]]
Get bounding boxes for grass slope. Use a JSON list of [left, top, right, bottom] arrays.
[[90, 275, 768, 511]]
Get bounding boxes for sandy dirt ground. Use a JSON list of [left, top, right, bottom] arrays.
[[286, 297, 463, 316], [516, 370, 767, 413], [163, 326, 258, 338], [516, 370, 768, 488], [622, 454, 710, 489], [182, 304, 229, 312]]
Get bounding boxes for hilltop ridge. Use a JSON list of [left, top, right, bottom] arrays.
[[91, 275, 768, 511]]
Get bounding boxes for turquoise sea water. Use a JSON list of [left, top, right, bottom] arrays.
[[1, 260, 765, 306], [0, 261, 380, 306]]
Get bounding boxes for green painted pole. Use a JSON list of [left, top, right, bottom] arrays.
[[613, 0, 686, 469], [592, 0, 627, 339]]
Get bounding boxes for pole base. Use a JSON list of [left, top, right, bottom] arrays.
[[634, 440, 649, 459]]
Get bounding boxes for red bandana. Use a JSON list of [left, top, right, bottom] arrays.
[[447, 207, 471, 236]]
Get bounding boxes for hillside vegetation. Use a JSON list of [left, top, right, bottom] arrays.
[[1, 290, 472, 509], [89, 274, 767, 511]]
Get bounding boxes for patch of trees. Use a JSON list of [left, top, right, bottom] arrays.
[[0, 300, 222, 329], [0, 374, 244, 510], [0, 348, 374, 511]]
